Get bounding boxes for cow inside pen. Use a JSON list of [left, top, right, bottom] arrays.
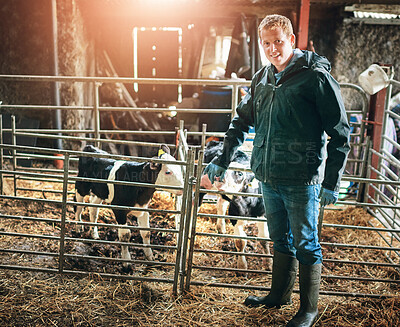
[[74, 144, 184, 267], [198, 140, 271, 271]]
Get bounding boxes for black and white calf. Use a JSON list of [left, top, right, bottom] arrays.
[[199, 140, 270, 270], [75, 145, 184, 265], [225, 180, 271, 270]]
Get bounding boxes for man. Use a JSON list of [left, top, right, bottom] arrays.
[[203, 14, 350, 327]]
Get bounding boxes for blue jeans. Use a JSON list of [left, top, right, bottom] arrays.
[[261, 182, 322, 265]]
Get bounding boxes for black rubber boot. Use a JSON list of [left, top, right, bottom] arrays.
[[244, 251, 298, 308], [286, 263, 321, 327]]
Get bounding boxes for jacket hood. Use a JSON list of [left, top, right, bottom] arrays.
[[262, 49, 332, 85], [295, 49, 331, 72]]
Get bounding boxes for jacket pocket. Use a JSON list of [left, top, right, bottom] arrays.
[[250, 134, 265, 179], [269, 139, 308, 180]]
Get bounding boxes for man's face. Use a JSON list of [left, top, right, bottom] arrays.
[[260, 26, 295, 73]]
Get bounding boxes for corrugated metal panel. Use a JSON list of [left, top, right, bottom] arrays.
[[354, 11, 399, 19]]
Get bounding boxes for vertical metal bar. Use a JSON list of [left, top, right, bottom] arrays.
[[357, 87, 369, 178], [184, 149, 204, 292], [317, 205, 325, 239], [357, 136, 371, 203], [354, 89, 369, 182], [11, 115, 17, 196], [385, 71, 398, 246], [364, 148, 373, 204], [231, 84, 239, 119], [0, 114, 3, 195], [178, 124, 187, 174], [377, 69, 394, 204], [172, 150, 192, 296], [93, 82, 101, 148], [177, 120, 186, 163], [392, 157, 400, 247], [381, 68, 394, 149], [178, 148, 195, 294], [358, 87, 369, 147], [58, 153, 69, 274], [201, 123, 207, 150], [51, 0, 62, 151], [177, 124, 182, 161]]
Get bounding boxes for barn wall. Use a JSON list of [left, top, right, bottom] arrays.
[[0, 0, 53, 118], [309, 16, 400, 96], [308, 15, 400, 111], [0, 0, 94, 149], [331, 20, 400, 94]]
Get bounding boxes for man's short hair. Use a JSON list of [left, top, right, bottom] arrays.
[[258, 14, 293, 37]]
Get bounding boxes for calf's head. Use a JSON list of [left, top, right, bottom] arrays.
[[214, 162, 252, 195], [153, 145, 184, 195]]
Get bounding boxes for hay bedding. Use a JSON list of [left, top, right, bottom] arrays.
[[0, 270, 399, 327], [0, 178, 399, 326]]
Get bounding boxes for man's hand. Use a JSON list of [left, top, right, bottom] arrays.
[[203, 162, 227, 184], [319, 188, 339, 206]]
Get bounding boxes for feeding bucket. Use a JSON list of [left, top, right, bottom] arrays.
[[358, 64, 389, 95]]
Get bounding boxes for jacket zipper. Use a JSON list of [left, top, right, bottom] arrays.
[[264, 85, 279, 182]]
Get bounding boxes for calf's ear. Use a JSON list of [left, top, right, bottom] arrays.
[[158, 144, 171, 157], [245, 173, 256, 184], [150, 162, 161, 170]]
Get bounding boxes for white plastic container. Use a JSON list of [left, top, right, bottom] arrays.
[[358, 64, 389, 95]]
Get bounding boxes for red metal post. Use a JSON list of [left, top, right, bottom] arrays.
[[367, 87, 387, 200], [297, 0, 310, 50]]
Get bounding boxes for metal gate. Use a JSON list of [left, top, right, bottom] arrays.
[[184, 81, 400, 299], [0, 74, 399, 299], [0, 131, 193, 296], [0, 74, 250, 296]]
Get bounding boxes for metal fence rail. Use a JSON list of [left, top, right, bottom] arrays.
[[0, 75, 399, 299], [364, 78, 400, 252], [182, 81, 400, 299], [0, 123, 193, 296], [0, 74, 252, 144], [184, 163, 400, 298]]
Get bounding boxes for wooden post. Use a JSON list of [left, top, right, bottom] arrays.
[[297, 0, 310, 50]]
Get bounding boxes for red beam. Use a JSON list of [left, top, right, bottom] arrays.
[[297, 0, 310, 50], [367, 88, 387, 200]]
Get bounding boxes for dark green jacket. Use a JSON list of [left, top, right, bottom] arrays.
[[214, 49, 350, 191]]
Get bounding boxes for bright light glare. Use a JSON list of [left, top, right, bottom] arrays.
[[132, 26, 183, 100], [169, 106, 177, 117], [133, 27, 138, 92]]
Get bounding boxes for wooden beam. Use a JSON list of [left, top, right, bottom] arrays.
[[297, 0, 310, 50]]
